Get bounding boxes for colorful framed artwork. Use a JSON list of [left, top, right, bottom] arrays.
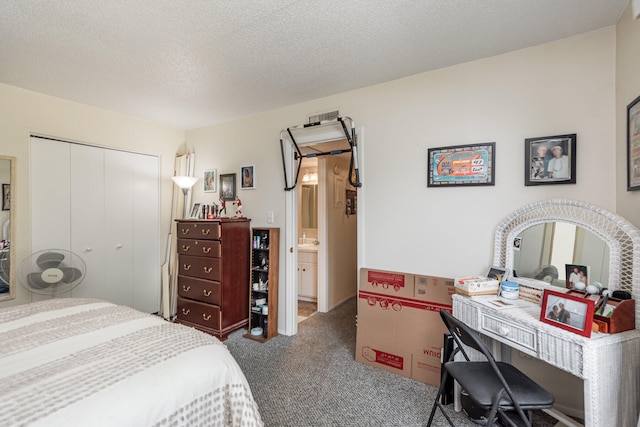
[[540, 289, 595, 337], [427, 142, 495, 187], [525, 134, 576, 186]]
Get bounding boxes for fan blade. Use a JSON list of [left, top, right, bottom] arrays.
[[36, 252, 65, 270], [61, 267, 82, 283], [27, 272, 51, 289]]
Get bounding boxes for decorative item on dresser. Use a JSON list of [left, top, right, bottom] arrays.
[[245, 227, 279, 342], [176, 218, 251, 340]]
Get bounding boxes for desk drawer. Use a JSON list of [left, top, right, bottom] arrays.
[[177, 222, 221, 240], [177, 297, 220, 330], [178, 239, 221, 258], [480, 312, 537, 354], [178, 255, 221, 281]]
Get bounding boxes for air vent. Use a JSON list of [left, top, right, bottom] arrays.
[[308, 110, 340, 124]]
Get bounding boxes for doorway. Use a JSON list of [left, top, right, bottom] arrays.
[[283, 127, 363, 336]]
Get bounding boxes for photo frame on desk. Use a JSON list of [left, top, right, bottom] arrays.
[[189, 203, 201, 219], [540, 289, 595, 338]]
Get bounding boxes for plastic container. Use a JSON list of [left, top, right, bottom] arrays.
[[500, 281, 519, 300]]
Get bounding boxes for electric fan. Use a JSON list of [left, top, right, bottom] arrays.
[[18, 249, 86, 296], [532, 264, 558, 283]]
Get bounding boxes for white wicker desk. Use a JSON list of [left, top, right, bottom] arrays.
[[453, 294, 640, 427]]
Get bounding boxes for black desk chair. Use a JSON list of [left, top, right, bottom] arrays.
[[427, 310, 554, 427]]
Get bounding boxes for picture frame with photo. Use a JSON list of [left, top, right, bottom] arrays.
[[539, 289, 595, 337], [204, 169, 217, 193], [524, 133, 576, 186], [565, 264, 590, 290], [220, 173, 237, 201], [486, 266, 508, 283], [240, 165, 255, 190], [189, 203, 201, 219], [627, 94, 640, 191]]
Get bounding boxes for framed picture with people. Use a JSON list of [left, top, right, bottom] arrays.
[[524, 134, 576, 186], [540, 289, 594, 337]]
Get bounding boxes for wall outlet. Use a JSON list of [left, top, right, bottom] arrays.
[[267, 211, 274, 224]]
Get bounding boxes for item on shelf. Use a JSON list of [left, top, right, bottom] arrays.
[[250, 327, 263, 336]]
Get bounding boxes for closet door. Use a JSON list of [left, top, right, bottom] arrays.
[[69, 144, 107, 301]]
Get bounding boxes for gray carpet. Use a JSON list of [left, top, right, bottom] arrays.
[[225, 297, 558, 426]]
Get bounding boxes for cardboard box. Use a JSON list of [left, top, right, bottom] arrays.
[[454, 276, 499, 295], [356, 268, 454, 387], [359, 268, 415, 299]]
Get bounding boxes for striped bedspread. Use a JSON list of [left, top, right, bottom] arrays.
[[0, 298, 263, 427]]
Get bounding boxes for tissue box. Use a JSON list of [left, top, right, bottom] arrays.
[[454, 276, 499, 296]]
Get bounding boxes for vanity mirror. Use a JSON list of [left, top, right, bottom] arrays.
[[301, 183, 318, 229], [0, 155, 15, 302], [494, 199, 640, 326]]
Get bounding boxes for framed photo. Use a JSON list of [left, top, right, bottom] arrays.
[[525, 134, 576, 186], [2, 184, 9, 211], [486, 266, 508, 283], [346, 189, 357, 215], [204, 169, 217, 193], [565, 264, 590, 290], [240, 165, 255, 190], [427, 142, 495, 187], [220, 173, 237, 201], [540, 289, 595, 337], [189, 203, 201, 219], [627, 94, 640, 191]]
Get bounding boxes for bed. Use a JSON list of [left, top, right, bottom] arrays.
[[0, 298, 263, 427]]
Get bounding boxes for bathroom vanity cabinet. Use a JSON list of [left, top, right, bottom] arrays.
[[298, 248, 318, 301], [245, 227, 279, 342]]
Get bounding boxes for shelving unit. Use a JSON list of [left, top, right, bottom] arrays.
[[244, 227, 279, 342]]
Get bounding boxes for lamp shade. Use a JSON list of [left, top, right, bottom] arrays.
[[172, 176, 198, 189]]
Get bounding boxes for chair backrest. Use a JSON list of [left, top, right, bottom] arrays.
[[440, 309, 495, 363]]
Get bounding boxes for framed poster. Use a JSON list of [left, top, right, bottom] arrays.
[[627, 94, 640, 191], [220, 173, 237, 201], [204, 169, 217, 193], [525, 134, 576, 186], [427, 142, 495, 187], [241, 165, 255, 189]]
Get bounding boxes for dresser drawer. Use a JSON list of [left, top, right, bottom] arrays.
[[480, 312, 538, 355], [177, 297, 220, 330], [177, 222, 221, 240], [178, 275, 221, 305], [178, 255, 221, 281], [178, 239, 221, 258]]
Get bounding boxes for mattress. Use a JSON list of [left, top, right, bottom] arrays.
[[0, 298, 263, 427]]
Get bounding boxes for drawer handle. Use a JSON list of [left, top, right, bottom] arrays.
[[204, 290, 212, 297], [183, 264, 192, 271], [203, 314, 211, 321], [181, 229, 190, 235], [203, 267, 212, 273], [182, 308, 190, 315], [202, 247, 211, 254], [182, 285, 191, 292], [201, 229, 210, 236], [181, 244, 190, 251], [498, 327, 510, 336]]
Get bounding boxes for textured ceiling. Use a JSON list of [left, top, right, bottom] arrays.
[[0, 1, 629, 130]]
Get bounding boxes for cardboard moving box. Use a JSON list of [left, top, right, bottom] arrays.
[[356, 268, 455, 387]]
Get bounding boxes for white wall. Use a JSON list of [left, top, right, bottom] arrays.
[[616, 6, 640, 228], [186, 28, 618, 328], [0, 83, 184, 306]]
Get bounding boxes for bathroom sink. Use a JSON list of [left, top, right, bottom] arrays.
[[298, 243, 318, 251]]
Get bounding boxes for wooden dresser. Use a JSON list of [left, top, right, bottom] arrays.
[[175, 218, 250, 339]]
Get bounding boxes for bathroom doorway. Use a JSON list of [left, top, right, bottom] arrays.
[[296, 140, 357, 322]]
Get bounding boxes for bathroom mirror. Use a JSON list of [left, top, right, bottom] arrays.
[[494, 200, 640, 328], [512, 222, 610, 287], [0, 155, 15, 302], [301, 184, 318, 229]]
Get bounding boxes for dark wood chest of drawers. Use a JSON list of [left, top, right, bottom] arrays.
[[175, 218, 250, 339]]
